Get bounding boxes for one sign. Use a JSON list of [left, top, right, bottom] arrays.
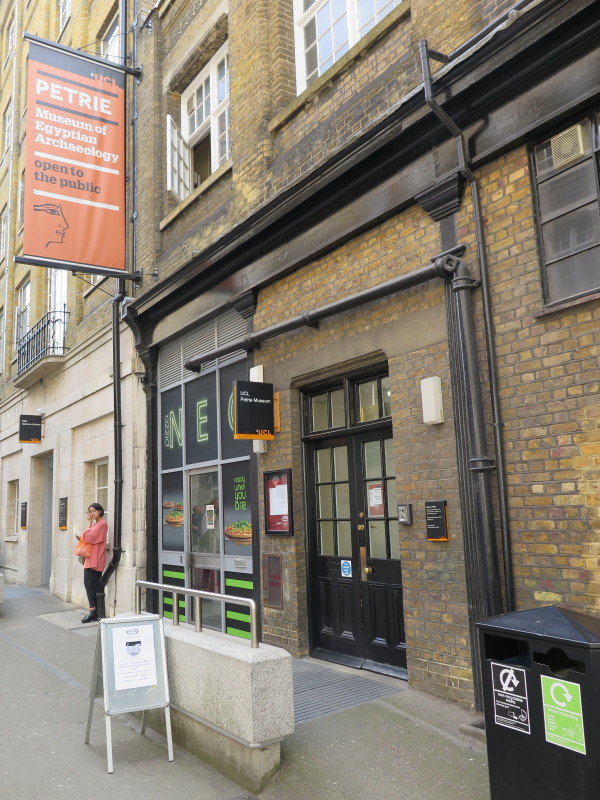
[[85, 614, 173, 773], [19, 415, 43, 443], [233, 380, 274, 440], [425, 500, 449, 541], [367, 481, 385, 517], [264, 469, 293, 535], [491, 662, 530, 735], [22, 39, 126, 275], [341, 559, 352, 578], [58, 497, 68, 529], [541, 675, 586, 754], [20, 502, 28, 529]]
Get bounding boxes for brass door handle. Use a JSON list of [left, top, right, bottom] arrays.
[[357, 524, 365, 531], [363, 566, 373, 575]]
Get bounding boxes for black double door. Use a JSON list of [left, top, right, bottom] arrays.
[[308, 427, 407, 672]]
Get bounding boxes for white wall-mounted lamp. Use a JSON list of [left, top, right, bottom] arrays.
[[421, 376, 444, 425]]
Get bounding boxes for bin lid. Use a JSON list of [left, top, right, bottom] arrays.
[[476, 605, 600, 647]]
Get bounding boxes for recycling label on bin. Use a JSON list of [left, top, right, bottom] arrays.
[[491, 662, 530, 734], [541, 675, 586, 755]]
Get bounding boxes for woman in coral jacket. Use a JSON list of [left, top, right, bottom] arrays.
[[77, 502, 108, 623]]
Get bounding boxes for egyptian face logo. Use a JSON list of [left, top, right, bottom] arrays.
[[33, 202, 69, 247]]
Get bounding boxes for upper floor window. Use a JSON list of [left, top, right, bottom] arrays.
[[58, 0, 71, 32], [3, 101, 12, 154], [15, 279, 30, 344], [532, 117, 600, 306], [0, 206, 7, 262], [5, 17, 15, 57], [294, 0, 401, 92], [167, 43, 230, 204], [101, 14, 121, 64]]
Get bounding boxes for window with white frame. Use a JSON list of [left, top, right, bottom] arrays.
[[294, 0, 401, 92], [95, 460, 109, 515], [48, 268, 67, 351], [6, 17, 15, 57], [0, 206, 7, 262], [18, 172, 24, 227], [7, 480, 19, 538], [167, 43, 230, 203], [3, 102, 12, 154], [58, 0, 71, 32], [101, 14, 121, 64], [532, 116, 600, 306], [15, 279, 30, 344], [0, 308, 5, 374]]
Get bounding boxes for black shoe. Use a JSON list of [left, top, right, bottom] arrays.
[[81, 612, 98, 623]]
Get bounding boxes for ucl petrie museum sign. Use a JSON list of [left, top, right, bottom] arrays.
[[19, 415, 43, 443], [233, 381, 275, 440], [20, 37, 126, 277]]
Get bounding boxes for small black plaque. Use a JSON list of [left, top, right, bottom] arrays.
[[233, 381, 274, 440], [19, 415, 42, 443], [425, 500, 448, 541], [59, 497, 68, 530]]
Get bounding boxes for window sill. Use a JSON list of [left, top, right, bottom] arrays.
[[83, 276, 109, 297], [534, 290, 600, 318], [4, 536, 17, 542], [160, 159, 232, 231], [270, 1, 411, 134]]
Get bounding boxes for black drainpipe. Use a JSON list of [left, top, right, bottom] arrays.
[[419, 40, 515, 613]]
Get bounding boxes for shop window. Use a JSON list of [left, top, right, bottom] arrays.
[[294, 0, 401, 92], [167, 43, 230, 203], [532, 117, 600, 305]]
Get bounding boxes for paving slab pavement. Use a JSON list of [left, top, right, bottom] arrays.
[[0, 586, 490, 800]]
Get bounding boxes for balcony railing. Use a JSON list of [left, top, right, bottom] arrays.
[[16, 310, 69, 376]]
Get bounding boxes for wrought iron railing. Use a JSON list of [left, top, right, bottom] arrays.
[[16, 310, 69, 375]]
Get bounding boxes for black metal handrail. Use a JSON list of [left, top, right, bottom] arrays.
[[16, 310, 69, 375]]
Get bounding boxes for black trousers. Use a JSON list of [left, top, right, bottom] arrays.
[[83, 568, 102, 608]]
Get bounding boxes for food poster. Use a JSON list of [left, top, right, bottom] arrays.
[[222, 461, 253, 555], [161, 471, 184, 551]]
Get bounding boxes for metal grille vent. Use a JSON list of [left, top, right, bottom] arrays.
[[551, 124, 585, 169], [216, 309, 246, 364], [183, 321, 217, 377], [158, 340, 182, 389]]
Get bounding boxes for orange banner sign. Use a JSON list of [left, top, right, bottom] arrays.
[[23, 41, 126, 273]]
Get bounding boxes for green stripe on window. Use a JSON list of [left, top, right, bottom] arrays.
[[162, 610, 186, 621], [163, 597, 186, 608], [227, 626, 252, 640], [163, 570, 185, 580], [225, 578, 254, 590], [226, 610, 251, 623]]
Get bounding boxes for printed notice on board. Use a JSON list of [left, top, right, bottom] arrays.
[[113, 623, 157, 691], [269, 483, 288, 516], [491, 662, 530, 735]]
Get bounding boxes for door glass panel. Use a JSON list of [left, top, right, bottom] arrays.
[[318, 484, 333, 518], [358, 379, 379, 421], [336, 483, 350, 517], [381, 376, 391, 417], [363, 440, 381, 478], [320, 521, 335, 555], [317, 448, 331, 482], [191, 567, 221, 628], [331, 389, 345, 427], [369, 520, 387, 559], [333, 446, 348, 481], [189, 470, 220, 553], [386, 478, 397, 517], [312, 393, 328, 430], [337, 521, 352, 556], [384, 438, 395, 476]]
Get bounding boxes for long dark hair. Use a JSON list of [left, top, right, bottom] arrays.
[[89, 502, 105, 517]]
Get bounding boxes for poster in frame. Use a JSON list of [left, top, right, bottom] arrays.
[[264, 469, 293, 536]]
